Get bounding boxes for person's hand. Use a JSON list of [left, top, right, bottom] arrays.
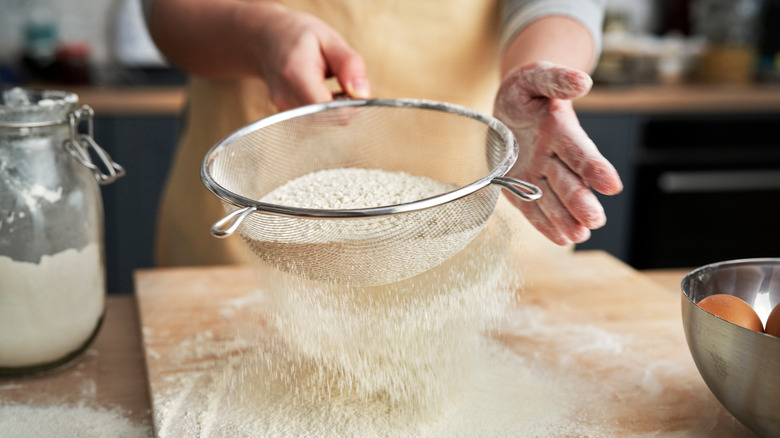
[[253, 4, 372, 110], [494, 61, 623, 245]]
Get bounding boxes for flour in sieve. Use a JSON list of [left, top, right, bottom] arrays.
[[260, 168, 455, 209], [251, 168, 487, 285], [0, 244, 104, 367]]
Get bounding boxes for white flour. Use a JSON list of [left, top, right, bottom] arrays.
[[0, 244, 104, 367], [151, 292, 739, 437], [147, 169, 745, 437], [151, 189, 596, 437], [260, 167, 454, 209], [260, 216, 516, 411], [0, 402, 150, 438], [19, 184, 64, 213], [252, 168, 487, 286]]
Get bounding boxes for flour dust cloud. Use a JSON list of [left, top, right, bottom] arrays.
[[151, 169, 594, 437]]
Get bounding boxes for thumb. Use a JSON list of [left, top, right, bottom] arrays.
[[517, 61, 592, 101], [321, 36, 372, 99]]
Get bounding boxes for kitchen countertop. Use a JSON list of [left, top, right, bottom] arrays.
[[38, 83, 780, 116], [61, 86, 187, 116], [0, 259, 718, 436], [0, 295, 152, 430]]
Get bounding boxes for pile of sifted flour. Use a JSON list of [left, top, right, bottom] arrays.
[[0, 402, 151, 438]]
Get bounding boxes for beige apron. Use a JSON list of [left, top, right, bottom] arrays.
[[155, 0, 571, 267]]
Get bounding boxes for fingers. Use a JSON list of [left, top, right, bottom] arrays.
[[509, 108, 618, 243], [543, 154, 606, 230], [281, 38, 337, 106], [518, 61, 593, 101], [320, 38, 372, 99], [509, 176, 590, 246], [518, 153, 598, 244], [494, 61, 592, 129], [263, 11, 371, 111], [544, 103, 624, 196], [530, 111, 621, 242]]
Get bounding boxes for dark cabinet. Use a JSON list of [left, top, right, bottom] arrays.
[[94, 115, 180, 293], [629, 113, 780, 269], [579, 110, 780, 270]]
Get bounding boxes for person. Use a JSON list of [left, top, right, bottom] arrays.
[[143, 0, 623, 267]]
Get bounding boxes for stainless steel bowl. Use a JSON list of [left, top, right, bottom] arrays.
[[682, 259, 780, 438]]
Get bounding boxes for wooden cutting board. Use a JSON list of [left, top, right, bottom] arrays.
[[135, 251, 757, 437]]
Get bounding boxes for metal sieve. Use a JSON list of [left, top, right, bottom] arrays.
[[202, 98, 540, 286]]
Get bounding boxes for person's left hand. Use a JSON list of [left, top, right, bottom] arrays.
[[494, 61, 623, 246]]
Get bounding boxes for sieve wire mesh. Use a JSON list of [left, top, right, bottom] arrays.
[[203, 99, 523, 286]]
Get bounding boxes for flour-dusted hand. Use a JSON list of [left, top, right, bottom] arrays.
[[494, 61, 623, 245]]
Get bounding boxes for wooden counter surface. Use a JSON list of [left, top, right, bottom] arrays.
[[47, 86, 187, 116], [0, 262, 735, 437], [43, 84, 780, 116], [0, 295, 154, 433], [578, 84, 780, 113], [134, 252, 755, 437]]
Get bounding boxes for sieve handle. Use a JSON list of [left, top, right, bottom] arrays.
[[491, 177, 542, 201], [211, 206, 255, 238]]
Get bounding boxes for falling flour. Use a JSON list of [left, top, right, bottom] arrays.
[[0, 402, 151, 438], [0, 244, 104, 368], [150, 170, 594, 437], [154, 202, 576, 437], [146, 169, 743, 436]]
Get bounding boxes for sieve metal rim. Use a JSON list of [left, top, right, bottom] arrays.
[[201, 98, 537, 223]]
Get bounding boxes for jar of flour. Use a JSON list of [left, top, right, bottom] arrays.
[[0, 88, 124, 375]]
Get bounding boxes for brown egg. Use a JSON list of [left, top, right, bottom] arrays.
[[766, 303, 780, 338], [698, 294, 764, 333]]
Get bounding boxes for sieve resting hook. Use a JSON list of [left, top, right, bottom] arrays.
[[491, 177, 542, 201], [211, 206, 255, 238]]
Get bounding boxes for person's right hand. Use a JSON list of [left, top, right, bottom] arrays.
[[253, 4, 372, 111]]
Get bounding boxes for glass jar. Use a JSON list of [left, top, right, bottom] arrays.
[[691, 0, 762, 84], [0, 88, 124, 375]]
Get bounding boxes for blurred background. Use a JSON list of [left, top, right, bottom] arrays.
[[0, 0, 184, 86], [1, 0, 779, 293]]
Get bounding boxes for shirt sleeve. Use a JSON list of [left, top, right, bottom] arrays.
[[499, 0, 606, 62]]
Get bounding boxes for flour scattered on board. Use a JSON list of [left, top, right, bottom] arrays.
[[0, 402, 151, 438], [144, 168, 736, 437], [148, 188, 596, 437]]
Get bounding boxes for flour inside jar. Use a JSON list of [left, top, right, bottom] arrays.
[[0, 244, 104, 368]]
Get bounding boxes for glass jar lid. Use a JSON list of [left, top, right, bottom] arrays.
[[0, 88, 79, 128]]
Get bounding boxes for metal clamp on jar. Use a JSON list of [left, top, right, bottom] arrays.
[[0, 88, 124, 375]]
